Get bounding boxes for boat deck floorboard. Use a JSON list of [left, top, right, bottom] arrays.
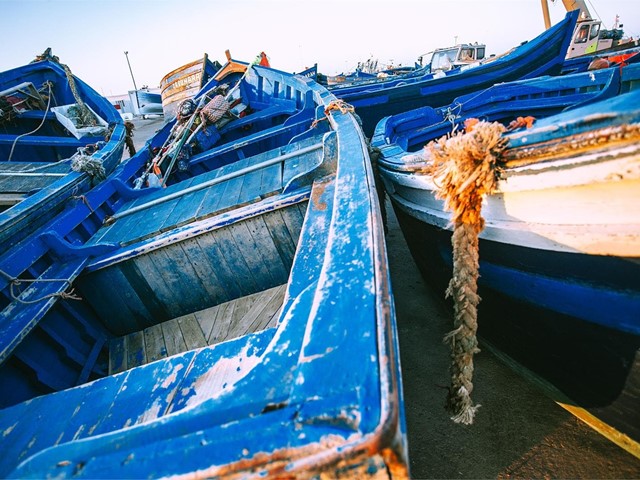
[[0, 161, 69, 195], [109, 284, 286, 374], [94, 155, 284, 247]]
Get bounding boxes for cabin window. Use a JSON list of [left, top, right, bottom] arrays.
[[476, 47, 485, 60], [431, 49, 458, 70], [460, 49, 474, 61], [590, 24, 600, 40], [574, 24, 590, 43]]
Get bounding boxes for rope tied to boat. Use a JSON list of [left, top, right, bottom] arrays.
[[311, 100, 355, 128], [70, 145, 106, 182], [422, 118, 508, 424], [0, 269, 81, 305]]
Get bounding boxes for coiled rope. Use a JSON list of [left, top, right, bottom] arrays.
[[422, 119, 508, 424]]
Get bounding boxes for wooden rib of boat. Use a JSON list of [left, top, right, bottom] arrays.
[[0, 51, 126, 250], [0, 64, 408, 478], [371, 65, 640, 454], [330, 11, 579, 137]]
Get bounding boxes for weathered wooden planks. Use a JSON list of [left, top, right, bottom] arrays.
[[109, 284, 286, 374], [81, 200, 306, 335]]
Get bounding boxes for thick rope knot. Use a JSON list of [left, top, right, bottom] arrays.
[[324, 99, 355, 115], [423, 119, 508, 425], [71, 148, 106, 182], [311, 100, 356, 128]]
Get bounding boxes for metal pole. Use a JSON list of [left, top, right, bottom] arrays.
[[124, 51, 140, 114]]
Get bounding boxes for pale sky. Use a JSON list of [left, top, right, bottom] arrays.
[[1, 0, 639, 96]]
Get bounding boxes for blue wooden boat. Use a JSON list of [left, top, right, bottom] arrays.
[[0, 51, 126, 250], [331, 11, 578, 137], [0, 64, 407, 478], [372, 67, 640, 453]]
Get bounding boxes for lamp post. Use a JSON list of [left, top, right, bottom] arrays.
[[124, 51, 140, 115]]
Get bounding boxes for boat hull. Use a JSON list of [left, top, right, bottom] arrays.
[[0, 65, 408, 478], [391, 201, 640, 444], [332, 11, 578, 137]]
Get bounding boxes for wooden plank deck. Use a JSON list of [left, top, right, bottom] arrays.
[[108, 284, 286, 374], [0, 162, 69, 195]]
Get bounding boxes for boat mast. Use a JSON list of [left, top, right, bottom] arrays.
[[124, 51, 140, 114], [541, 0, 592, 29]]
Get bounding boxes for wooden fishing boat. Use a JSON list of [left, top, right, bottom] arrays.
[[160, 50, 269, 121], [159, 53, 221, 120], [371, 67, 640, 453], [331, 11, 578, 137], [0, 64, 407, 478], [0, 51, 126, 249]]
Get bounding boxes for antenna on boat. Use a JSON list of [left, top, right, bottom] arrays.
[[124, 51, 140, 114]]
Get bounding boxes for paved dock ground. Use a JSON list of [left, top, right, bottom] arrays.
[[129, 116, 640, 479]]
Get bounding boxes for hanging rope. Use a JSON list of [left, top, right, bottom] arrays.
[[0, 268, 81, 305], [34, 48, 97, 128], [422, 118, 508, 424], [60, 67, 97, 129], [7, 81, 53, 161]]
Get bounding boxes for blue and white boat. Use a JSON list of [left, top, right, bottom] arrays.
[[331, 11, 578, 137], [0, 50, 126, 250], [129, 87, 163, 117], [0, 64, 408, 478], [372, 67, 640, 453]]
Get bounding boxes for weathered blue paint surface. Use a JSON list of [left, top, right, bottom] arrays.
[[330, 11, 578, 137], [0, 65, 408, 478], [372, 77, 640, 446]]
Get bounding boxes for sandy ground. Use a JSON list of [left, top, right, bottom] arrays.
[[129, 116, 640, 479]]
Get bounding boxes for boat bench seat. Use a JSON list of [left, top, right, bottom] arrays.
[[0, 328, 276, 478], [188, 109, 315, 167], [0, 162, 69, 195], [91, 133, 327, 247], [219, 103, 298, 135], [17, 111, 57, 121], [0, 133, 90, 148]]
